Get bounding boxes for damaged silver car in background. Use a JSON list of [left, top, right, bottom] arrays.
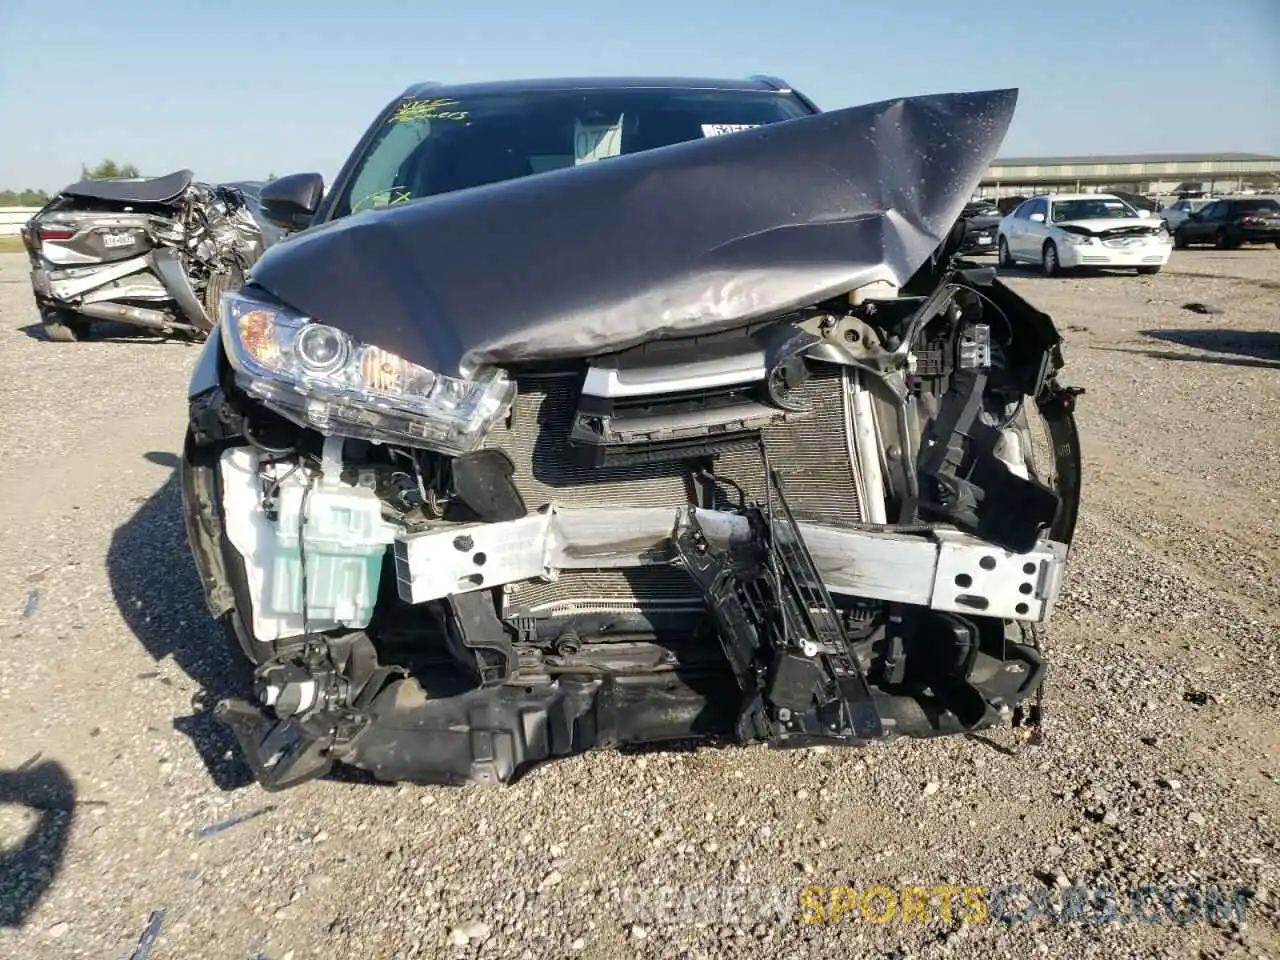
[[22, 170, 269, 341], [180, 78, 1083, 789]]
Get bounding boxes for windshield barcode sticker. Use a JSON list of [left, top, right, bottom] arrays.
[[701, 123, 760, 137], [574, 116, 624, 164]]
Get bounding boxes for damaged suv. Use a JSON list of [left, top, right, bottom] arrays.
[[181, 77, 1083, 789]]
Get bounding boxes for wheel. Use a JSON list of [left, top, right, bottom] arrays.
[[202, 263, 245, 319], [1274, 240, 1280, 250], [1173, 229, 1188, 249], [998, 236, 1014, 267], [190, 264, 245, 341], [1214, 228, 1236, 250], [40, 307, 90, 342], [1041, 240, 1060, 277], [1136, 265, 1161, 275]]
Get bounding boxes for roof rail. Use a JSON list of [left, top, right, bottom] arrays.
[[748, 75, 793, 92]]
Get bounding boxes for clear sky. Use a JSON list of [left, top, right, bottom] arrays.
[[1, 0, 1277, 191]]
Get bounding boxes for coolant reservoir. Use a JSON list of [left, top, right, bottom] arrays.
[[271, 484, 396, 627], [271, 452, 398, 628], [220, 445, 399, 641]]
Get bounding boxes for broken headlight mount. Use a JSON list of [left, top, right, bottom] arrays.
[[219, 288, 516, 456], [900, 267, 1078, 554]]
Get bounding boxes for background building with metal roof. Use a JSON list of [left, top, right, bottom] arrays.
[[977, 152, 1280, 197]]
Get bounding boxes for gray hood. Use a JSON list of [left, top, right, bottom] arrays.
[[249, 88, 1018, 378]]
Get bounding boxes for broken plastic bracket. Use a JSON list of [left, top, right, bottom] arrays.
[[214, 699, 335, 791], [672, 467, 884, 746]]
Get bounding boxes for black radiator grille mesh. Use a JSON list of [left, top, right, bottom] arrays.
[[486, 373, 693, 509], [486, 363, 865, 615]]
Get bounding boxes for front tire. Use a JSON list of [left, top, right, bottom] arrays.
[[1137, 265, 1161, 275], [1041, 240, 1061, 277], [998, 236, 1014, 267], [1214, 228, 1235, 250], [190, 264, 245, 342], [1173, 229, 1188, 249], [40, 307, 90, 342]]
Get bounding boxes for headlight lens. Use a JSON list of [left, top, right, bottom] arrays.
[[220, 289, 515, 456], [1060, 232, 1092, 246]]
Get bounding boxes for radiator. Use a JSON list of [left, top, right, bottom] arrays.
[[487, 361, 867, 616]]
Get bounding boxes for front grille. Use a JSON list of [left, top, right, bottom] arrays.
[[487, 373, 694, 509], [488, 361, 865, 617]]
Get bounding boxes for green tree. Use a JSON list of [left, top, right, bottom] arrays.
[[79, 159, 141, 180], [0, 188, 50, 206]]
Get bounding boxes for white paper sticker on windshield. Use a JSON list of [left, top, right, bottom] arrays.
[[574, 115, 624, 165], [701, 123, 760, 137]]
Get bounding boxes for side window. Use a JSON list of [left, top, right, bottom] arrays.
[[1199, 202, 1222, 220], [1029, 198, 1047, 220], [1012, 201, 1030, 219]]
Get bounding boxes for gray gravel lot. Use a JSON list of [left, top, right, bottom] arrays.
[[1, 248, 1278, 959]]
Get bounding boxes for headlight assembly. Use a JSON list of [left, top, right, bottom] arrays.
[[220, 289, 515, 456], [1059, 232, 1093, 246]]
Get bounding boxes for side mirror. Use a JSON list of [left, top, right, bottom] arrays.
[[260, 173, 325, 231], [1029, 212, 1045, 223], [1137, 209, 1152, 219]]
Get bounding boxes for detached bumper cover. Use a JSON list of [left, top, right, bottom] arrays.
[[393, 506, 1070, 623]]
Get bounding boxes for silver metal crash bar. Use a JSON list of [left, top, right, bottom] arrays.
[[393, 506, 1069, 623]]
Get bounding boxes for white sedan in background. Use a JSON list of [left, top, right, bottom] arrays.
[[997, 193, 1174, 276], [1160, 197, 1215, 231]]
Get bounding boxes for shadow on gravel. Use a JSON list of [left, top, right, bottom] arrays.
[[995, 265, 1155, 281], [18, 320, 195, 345], [107, 459, 392, 794], [107, 464, 255, 792], [1140, 329, 1280, 368], [0, 759, 75, 927]]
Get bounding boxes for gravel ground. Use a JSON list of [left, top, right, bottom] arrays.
[[1, 247, 1278, 960]]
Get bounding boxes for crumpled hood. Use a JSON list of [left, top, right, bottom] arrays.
[[1056, 217, 1162, 235], [249, 88, 1018, 378]]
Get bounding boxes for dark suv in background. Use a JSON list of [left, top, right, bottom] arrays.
[[1173, 197, 1280, 249], [955, 200, 1002, 255]]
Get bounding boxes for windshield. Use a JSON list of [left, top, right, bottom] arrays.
[[333, 88, 812, 219], [1050, 197, 1141, 222]]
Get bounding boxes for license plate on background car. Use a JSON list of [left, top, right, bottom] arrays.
[[978, 235, 992, 244], [102, 233, 135, 248]]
